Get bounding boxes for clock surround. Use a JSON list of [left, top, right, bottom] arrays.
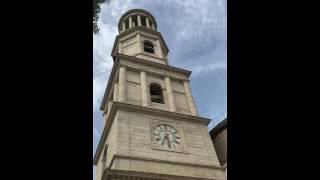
[[150, 120, 188, 153]]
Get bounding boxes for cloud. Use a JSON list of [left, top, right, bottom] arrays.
[[192, 62, 227, 77], [159, 0, 227, 41]]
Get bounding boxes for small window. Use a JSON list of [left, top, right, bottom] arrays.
[[144, 40, 154, 54], [150, 83, 163, 104]]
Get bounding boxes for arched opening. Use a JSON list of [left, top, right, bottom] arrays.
[[150, 83, 164, 104], [132, 15, 137, 27], [125, 18, 129, 30], [144, 40, 154, 54], [141, 16, 147, 27], [150, 21, 154, 30]]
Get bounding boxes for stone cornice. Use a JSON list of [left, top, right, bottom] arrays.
[[94, 102, 211, 165], [102, 155, 224, 179], [109, 154, 224, 170], [99, 53, 192, 111], [102, 169, 217, 180], [114, 102, 210, 124], [111, 26, 169, 57], [134, 52, 167, 63], [117, 53, 191, 78]]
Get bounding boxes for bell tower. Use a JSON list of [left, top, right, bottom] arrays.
[[94, 9, 226, 180], [111, 9, 169, 65]]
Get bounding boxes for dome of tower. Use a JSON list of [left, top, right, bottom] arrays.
[[117, 9, 157, 33]]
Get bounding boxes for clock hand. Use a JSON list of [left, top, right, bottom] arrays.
[[162, 133, 169, 145], [166, 135, 171, 148], [164, 133, 172, 148], [162, 133, 168, 145]]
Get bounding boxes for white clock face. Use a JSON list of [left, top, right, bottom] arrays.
[[152, 124, 180, 149]]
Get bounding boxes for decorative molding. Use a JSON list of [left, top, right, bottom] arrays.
[[109, 154, 224, 172], [135, 52, 166, 61], [102, 168, 218, 180], [150, 120, 189, 153], [118, 54, 191, 78]]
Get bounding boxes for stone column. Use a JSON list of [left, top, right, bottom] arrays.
[[140, 71, 148, 107], [136, 34, 142, 54], [129, 16, 132, 28], [151, 24, 155, 30], [183, 80, 198, 116], [122, 22, 126, 32], [146, 18, 150, 28], [164, 76, 176, 112], [162, 88, 167, 104], [118, 66, 127, 102], [137, 15, 141, 26], [113, 82, 119, 101], [118, 42, 122, 53], [156, 40, 163, 58]]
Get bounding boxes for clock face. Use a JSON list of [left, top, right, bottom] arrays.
[[152, 124, 180, 149]]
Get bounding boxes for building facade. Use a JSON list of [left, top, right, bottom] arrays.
[[93, 9, 226, 180]]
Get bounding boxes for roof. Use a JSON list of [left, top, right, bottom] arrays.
[[209, 118, 227, 139]]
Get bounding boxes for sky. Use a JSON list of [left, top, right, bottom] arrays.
[[93, 0, 227, 179]]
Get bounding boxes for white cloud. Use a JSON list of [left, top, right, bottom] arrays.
[[165, 0, 227, 42], [192, 62, 227, 76], [187, 42, 227, 77]]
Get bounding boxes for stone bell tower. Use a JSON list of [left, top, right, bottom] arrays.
[[94, 9, 226, 180]]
